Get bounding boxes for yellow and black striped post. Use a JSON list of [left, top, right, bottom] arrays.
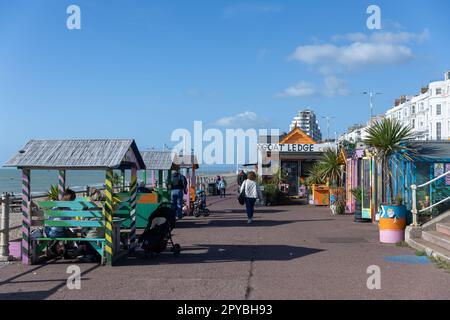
[[129, 167, 137, 251], [104, 169, 114, 266]]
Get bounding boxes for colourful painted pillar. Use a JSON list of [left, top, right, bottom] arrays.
[[104, 169, 114, 266], [58, 170, 66, 200], [151, 170, 156, 187], [129, 167, 137, 251], [371, 157, 376, 221], [21, 169, 31, 265]]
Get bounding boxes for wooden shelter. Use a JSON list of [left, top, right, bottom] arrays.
[[4, 139, 145, 266]]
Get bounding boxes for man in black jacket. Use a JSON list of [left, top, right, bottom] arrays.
[[170, 170, 188, 220]]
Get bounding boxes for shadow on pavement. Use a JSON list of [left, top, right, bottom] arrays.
[[0, 264, 99, 300], [176, 218, 334, 229], [117, 244, 324, 266]]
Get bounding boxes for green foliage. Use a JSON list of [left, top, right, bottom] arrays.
[[46, 185, 59, 201], [305, 163, 325, 186], [351, 187, 363, 202], [363, 118, 414, 204], [318, 148, 344, 187], [263, 183, 282, 206]]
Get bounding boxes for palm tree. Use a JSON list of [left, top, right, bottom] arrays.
[[305, 163, 325, 186], [363, 118, 414, 203], [317, 148, 343, 187]]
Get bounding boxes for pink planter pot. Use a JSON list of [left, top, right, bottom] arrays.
[[379, 229, 405, 244]]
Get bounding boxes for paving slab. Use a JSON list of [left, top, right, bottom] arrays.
[[1, 190, 449, 300]]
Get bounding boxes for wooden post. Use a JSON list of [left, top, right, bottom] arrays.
[[129, 167, 137, 251], [121, 169, 126, 192], [58, 170, 66, 200], [158, 170, 163, 189], [21, 169, 31, 265], [104, 170, 114, 266], [0, 193, 10, 261], [143, 170, 147, 187]]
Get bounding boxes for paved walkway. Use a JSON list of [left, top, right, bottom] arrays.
[[1, 193, 449, 300]]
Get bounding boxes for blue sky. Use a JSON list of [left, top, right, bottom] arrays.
[[0, 0, 449, 164]]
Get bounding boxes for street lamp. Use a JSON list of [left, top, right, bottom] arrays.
[[363, 92, 383, 121], [321, 115, 335, 141]]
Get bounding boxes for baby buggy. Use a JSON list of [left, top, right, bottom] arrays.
[[138, 202, 181, 258], [193, 189, 210, 217]]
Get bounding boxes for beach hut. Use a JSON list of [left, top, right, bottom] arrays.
[[141, 150, 178, 201], [3, 139, 145, 266]]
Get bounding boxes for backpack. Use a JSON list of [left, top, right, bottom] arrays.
[[218, 180, 225, 189]]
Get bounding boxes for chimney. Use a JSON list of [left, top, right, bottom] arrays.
[[395, 99, 400, 106], [420, 87, 428, 94], [400, 95, 406, 104]]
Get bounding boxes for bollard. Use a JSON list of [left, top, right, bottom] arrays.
[[0, 193, 10, 261], [411, 184, 418, 227]]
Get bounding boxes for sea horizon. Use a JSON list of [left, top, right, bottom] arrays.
[[0, 165, 236, 195]]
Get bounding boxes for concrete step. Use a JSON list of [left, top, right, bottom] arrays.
[[436, 223, 450, 237], [422, 231, 450, 251], [407, 237, 450, 264]]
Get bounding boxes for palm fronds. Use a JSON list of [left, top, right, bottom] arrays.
[[363, 118, 415, 203]]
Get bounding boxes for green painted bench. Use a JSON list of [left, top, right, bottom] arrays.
[[31, 200, 109, 265], [114, 193, 172, 229]]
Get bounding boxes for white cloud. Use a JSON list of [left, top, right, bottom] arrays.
[[289, 42, 413, 70], [214, 111, 269, 128], [278, 76, 350, 98], [223, 3, 283, 18], [278, 81, 316, 97], [290, 29, 428, 73]]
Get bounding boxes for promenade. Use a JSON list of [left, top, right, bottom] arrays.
[[1, 189, 449, 300]]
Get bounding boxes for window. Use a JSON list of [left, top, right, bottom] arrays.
[[411, 105, 416, 114], [411, 119, 415, 128], [420, 102, 424, 111], [436, 122, 441, 140], [436, 104, 442, 115], [404, 109, 407, 117], [436, 88, 442, 95]]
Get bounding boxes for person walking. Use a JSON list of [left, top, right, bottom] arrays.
[[215, 175, 222, 196], [170, 169, 188, 220], [236, 170, 247, 192], [218, 178, 227, 198], [239, 171, 262, 224]]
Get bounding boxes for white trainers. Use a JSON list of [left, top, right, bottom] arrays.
[[247, 219, 253, 224]]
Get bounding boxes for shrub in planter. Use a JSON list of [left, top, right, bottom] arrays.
[[263, 183, 281, 206], [364, 118, 414, 243], [351, 187, 364, 222]]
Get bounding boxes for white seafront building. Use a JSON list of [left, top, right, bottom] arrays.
[[385, 71, 450, 141], [289, 109, 322, 142]]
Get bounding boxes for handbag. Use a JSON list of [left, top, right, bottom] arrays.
[[238, 181, 246, 205]]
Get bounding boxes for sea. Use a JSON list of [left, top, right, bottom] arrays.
[[0, 165, 236, 195]]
